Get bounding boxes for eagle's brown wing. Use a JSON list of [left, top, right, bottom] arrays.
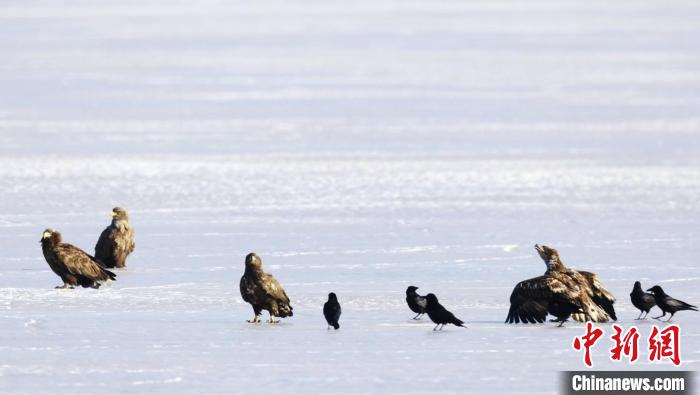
[[506, 275, 578, 323], [261, 274, 290, 304], [55, 243, 116, 282], [95, 223, 135, 268], [261, 273, 293, 317], [563, 269, 613, 322], [94, 226, 117, 267], [578, 270, 617, 320]]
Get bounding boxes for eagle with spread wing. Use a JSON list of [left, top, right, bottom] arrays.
[[41, 229, 116, 289], [506, 244, 616, 325], [94, 207, 135, 268], [239, 253, 293, 323]]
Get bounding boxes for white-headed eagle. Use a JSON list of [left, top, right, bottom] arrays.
[[94, 207, 135, 268], [40, 229, 116, 289], [239, 253, 293, 323]]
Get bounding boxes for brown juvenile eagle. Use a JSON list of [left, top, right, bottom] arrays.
[[94, 207, 135, 268], [506, 244, 616, 325], [40, 229, 116, 289], [239, 252, 293, 323]]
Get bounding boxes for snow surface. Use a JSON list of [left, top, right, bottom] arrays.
[[1, 1, 699, 394]]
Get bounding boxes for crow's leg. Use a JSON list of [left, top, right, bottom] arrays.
[[665, 313, 675, 322], [635, 311, 643, 320], [652, 311, 666, 320], [557, 320, 567, 327], [412, 313, 422, 320], [433, 324, 440, 331]]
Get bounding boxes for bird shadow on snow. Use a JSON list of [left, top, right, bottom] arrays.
[[240, 322, 294, 330]]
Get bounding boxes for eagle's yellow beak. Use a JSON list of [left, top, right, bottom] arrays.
[[42, 231, 51, 239], [110, 211, 117, 218]]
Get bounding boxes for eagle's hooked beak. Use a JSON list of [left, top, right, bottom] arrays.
[[40, 231, 50, 242], [110, 211, 117, 219]]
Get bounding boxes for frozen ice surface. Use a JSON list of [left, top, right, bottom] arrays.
[[0, 1, 699, 394]]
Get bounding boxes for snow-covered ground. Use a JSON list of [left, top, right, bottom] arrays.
[[1, 1, 699, 394]]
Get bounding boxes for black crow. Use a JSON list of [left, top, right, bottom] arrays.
[[323, 292, 341, 330], [405, 286, 427, 320], [647, 285, 697, 321], [425, 293, 465, 331], [630, 281, 656, 320]]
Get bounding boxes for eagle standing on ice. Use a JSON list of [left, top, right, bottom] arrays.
[[239, 253, 293, 323], [506, 244, 616, 325], [94, 207, 135, 268], [40, 229, 116, 289]]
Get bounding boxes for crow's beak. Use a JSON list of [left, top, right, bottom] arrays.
[[646, 288, 653, 292]]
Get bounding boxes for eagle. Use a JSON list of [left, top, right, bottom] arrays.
[[506, 244, 616, 325], [239, 253, 293, 323], [94, 207, 135, 268], [40, 229, 116, 289]]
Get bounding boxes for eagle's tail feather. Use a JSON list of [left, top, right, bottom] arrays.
[[104, 269, 116, 281], [572, 303, 611, 323]]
